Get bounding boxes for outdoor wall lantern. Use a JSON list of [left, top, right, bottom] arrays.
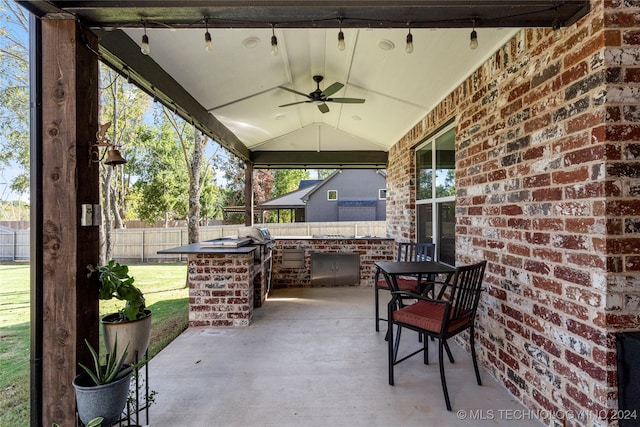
[[90, 122, 127, 166]]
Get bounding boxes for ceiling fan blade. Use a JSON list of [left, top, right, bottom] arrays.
[[322, 82, 344, 98], [278, 100, 311, 107], [278, 86, 311, 99], [317, 102, 330, 113], [326, 97, 366, 104]]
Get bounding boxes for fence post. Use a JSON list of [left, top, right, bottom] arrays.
[[141, 230, 145, 263], [13, 230, 17, 262]]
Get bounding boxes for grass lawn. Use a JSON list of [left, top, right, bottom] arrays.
[[0, 262, 189, 426]]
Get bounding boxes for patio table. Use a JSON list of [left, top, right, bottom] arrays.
[[374, 260, 455, 295]]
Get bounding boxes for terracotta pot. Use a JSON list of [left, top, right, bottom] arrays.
[[102, 310, 152, 364]]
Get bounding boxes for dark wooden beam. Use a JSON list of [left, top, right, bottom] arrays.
[[250, 150, 388, 169], [18, 1, 591, 29], [94, 29, 250, 161], [40, 19, 100, 426]]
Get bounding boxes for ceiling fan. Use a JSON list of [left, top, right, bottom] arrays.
[[278, 75, 365, 113]]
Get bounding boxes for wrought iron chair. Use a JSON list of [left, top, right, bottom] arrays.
[[374, 242, 435, 332], [386, 260, 487, 411]]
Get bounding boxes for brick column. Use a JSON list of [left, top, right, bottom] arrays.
[[187, 253, 255, 327]]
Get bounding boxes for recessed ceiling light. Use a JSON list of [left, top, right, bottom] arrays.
[[352, 115, 362, 121], [378, 39, 395, 51], [242, 37, 260, 49]]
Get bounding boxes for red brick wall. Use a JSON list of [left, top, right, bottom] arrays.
[[386, 0, 640, 422], [187, 253, 255, 327], [271, 238, 395, 287]]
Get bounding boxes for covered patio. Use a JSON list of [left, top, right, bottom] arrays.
[[148, 287, 541, 426], [17, 1, 640, 426]]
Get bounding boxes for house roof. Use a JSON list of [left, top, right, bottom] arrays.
[[258, 183, 320, 209]]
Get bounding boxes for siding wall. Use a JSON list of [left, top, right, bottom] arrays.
[[386, 0, 640, 421]]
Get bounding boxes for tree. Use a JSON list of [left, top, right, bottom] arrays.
[[219, 156, 246, 224], [0, 1, 29, 198], [268, 169, 310, 222], [272, 169, 311, 197], [98, 66, 150, 261], [128, 106, 189, 226]]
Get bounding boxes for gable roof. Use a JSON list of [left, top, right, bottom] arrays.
[[258, 183, 319, 209]]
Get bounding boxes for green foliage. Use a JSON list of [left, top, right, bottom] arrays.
[[78, 338, 131, 386], [272, 169, 311, 197], [0, 1, 30, 196], [90, 260, 146, 322], [54, 417, 103, 427], [127, 105, 191, 224], [0, 262, 188, 426]]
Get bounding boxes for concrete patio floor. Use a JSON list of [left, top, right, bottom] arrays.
[[147, 287, 542, 427]]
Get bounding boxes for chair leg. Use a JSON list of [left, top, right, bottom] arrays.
[[423, 333, 429, 365], [438, 338, 452, 411], [470, 327, 482, 386], [388, 322, 395, 386], [393, 325, 402, 363], [444, 340, 455, 363], [375, 284, 380, 332]]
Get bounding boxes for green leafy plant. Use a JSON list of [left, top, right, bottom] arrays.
[[54, 417, 103, 427], [88, 260, 146, 322], [78, 337, 131, 386]]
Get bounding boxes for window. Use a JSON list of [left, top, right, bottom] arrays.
[[327, 190, 338, 201], [378, 189, 387, 200], [416, 124, 456, 265]]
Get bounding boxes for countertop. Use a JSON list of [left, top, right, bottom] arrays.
[[274, 236, 393, 240], [157, 242, 258, 255]]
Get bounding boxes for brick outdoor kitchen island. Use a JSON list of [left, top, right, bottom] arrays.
[[159, 240, 271, 327], [160, 236, 395, 327]]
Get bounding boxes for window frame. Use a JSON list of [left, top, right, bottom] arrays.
[[327, 190, 338, 201], [415, 121, 456, 265]]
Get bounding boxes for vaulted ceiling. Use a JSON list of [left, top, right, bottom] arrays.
[[19, 1, 590, 168]]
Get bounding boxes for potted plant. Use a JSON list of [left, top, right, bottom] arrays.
[[54, 416, 103, 427], [72, 338, 133, 427], [88, 260, 152, 364]]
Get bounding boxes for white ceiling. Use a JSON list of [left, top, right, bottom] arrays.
[[123, 26, 518, 153]]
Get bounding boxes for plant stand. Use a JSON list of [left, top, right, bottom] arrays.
[[117, 350, 151, 427]]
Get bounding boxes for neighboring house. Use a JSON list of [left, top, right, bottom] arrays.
[[259, 169, 386, 222]]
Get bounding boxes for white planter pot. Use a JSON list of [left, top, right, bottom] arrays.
[[102, 310, 152, 364]]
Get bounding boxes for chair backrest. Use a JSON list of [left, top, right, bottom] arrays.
[[396, 242, 435, 262], [447, 261, 487, 323]]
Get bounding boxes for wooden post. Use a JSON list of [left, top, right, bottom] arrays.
[[244, 160, 253, 226], [40, 19, 100, 426]]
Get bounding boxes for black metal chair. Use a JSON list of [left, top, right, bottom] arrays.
[[374, 242, 435, 332], [386, 260, 487, 411]]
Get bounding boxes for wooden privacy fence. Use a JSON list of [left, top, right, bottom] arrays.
[[0, 221, 387, 262], [0, 227, 29, 261], [113, 221, 387, 262]]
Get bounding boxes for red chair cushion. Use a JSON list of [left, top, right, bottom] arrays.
[[392, 300, 471, 334], [377, 277, 420, 291]]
